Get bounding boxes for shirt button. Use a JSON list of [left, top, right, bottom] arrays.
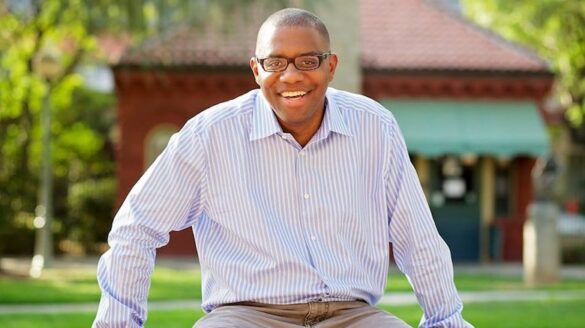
[[303, 193, 310, 199], [311, 235, 316, 241], [299, 152, 306, 157]]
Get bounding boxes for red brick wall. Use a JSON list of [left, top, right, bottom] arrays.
[[114, 69, 257, 256], [492, 157, 536, 261], [362, 72, 552, 100]]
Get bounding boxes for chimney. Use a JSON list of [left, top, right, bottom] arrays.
[[310, 0, 361, 93]]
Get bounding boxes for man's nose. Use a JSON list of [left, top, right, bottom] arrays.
[[279, 62, 304, 83]]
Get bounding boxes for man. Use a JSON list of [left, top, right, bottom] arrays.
[[94, 8, 472, 328]]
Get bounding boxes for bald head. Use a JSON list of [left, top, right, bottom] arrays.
[[255, 8, 330, 57]]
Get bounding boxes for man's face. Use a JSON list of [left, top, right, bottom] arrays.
[[250, 25, 338, 134]]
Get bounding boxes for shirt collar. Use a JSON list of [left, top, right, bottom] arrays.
[[250, 88, 352, 141], [250, 91, 283, 141], [322, 88, 352, 137]]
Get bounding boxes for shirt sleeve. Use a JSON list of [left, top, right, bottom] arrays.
[[93, 120, 207, 327], [384, 119, 473, 328]]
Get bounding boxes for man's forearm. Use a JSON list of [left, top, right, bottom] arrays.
[[93, 240, 156, 327]]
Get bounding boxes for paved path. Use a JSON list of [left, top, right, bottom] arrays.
[[2, 257, 585, 279], [1, 290, 585, 315]]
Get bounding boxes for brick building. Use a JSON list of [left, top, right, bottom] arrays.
[[112, 0, 553, 261]]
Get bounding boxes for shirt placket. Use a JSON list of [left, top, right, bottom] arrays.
[[297, 146, 316, 257], [296, 144, 333, 302]]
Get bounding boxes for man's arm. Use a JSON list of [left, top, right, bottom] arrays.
[[384, 120, 473, 328], [93, 121, 207, 327]]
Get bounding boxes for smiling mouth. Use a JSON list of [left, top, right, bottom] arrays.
[[280, 91, 308, 99]]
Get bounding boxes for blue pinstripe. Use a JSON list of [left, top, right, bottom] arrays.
[[93, 88, 471, 327]]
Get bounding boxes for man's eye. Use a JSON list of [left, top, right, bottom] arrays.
[[265, 59, 284, 69], [298, 57, 318, 67]]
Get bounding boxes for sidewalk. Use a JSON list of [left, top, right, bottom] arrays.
[[3, 257, 584, 279]]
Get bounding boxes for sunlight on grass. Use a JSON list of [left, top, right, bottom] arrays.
[[1, 264, 585, 304], [0, 265, 201, 304], [149, 266, 201, 300], [0, 272, 99, 304], [383, 298, 585, 327], [385, 272, 585, 293], [385, 273, 414, 292]]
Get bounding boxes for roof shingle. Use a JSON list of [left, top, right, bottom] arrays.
[[118, 0, 549, 73], [120, 22, 257, 67], [360, 0, 548, 72]]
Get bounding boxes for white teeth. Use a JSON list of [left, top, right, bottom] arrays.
[[281, 91, 307, 98]]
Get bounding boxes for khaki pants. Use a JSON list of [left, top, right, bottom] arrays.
[[194, 301, 411, 327]]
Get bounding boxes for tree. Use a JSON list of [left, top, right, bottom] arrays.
[[461, 0, 585, 128], [461, 0, 585, 213], [0, 0, 113, 255]]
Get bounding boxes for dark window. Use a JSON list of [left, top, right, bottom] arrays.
[[429, 156, 476, 207]]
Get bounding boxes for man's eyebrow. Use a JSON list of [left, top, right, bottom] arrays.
[[263, 51, 326, 58]]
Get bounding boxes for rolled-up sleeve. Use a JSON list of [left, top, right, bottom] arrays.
[[93, 120, 207, 327], [385, 119, 473, 328]]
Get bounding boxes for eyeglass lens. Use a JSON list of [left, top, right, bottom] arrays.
[[261, 54, 327, 72]]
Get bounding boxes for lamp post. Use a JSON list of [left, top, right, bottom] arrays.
[[30, 51, 60, 278]]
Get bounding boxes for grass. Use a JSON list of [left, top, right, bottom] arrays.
[[384, 298, 585, 328], [0, 266, 202, 304], [1, 299, 585, 327], [0, 268, 100, 304], [2, 266, 585, 304]]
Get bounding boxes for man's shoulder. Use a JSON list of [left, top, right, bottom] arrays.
[[327, 88, 396, 126], [186, 89, 258, 133]]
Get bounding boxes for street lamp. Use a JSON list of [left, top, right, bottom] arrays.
[[30, 50, 60, 278]]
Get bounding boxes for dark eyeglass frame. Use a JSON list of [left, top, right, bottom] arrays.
[[256, 52, 332, 72]]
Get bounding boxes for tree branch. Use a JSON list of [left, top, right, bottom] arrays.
[[51, 47, 86, 88]]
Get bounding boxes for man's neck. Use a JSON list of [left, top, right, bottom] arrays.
[[279, 111, 324, 147]]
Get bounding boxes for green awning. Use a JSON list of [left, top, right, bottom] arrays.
[[381, 99, 549, 157]]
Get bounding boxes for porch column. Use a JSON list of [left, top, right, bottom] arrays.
[[480, 156, 495, 263], [414, 155, 431, 200], [313, 0, 361, 93]]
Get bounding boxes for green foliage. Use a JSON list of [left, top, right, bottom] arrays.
[[0, 0, 317, 256], [461, 0, 585, 127], [0, 0, 100, 255], [66, 178, 116, 252], [0, 84, 116, 255]]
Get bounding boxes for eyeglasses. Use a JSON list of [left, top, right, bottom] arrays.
[[256, 52, 331, 72]]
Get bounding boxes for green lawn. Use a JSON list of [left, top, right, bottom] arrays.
[[0, 266, 202, 304], [2, 264, 585, 327], [2, 265, 585, 304], [385, 299, 585, 328], [1, 299, 585, 327]]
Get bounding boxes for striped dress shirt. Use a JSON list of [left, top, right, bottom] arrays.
[[93, 88, 471, 327]]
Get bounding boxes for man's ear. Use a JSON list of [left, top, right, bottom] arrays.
[[328, 53, 339, 82], [250, 57, 261, 86]]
